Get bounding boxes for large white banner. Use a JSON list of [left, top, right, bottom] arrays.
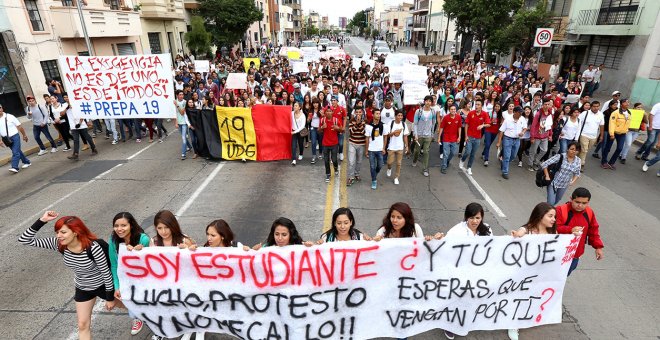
[[119, 235, 577, 339], [58, 54, 175, 119], [403, 83, 430, 105]]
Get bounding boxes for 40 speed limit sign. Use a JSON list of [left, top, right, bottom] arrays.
[[534, 28, 554, 47]]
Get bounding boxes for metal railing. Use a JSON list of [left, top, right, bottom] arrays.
[[575, 6, 643, 26]]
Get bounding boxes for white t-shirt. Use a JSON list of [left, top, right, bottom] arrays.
[[578, 110, 605, 139], [446, 221, 493, 237], [0, 113, 20, 137], [376, 223, 424, 238], [650, 102, 660, 129], [561, 117, 581, 140], [499, 115, 527, 138], [381, 107, 396, 125], [364, 124, 384, 152], [384, 120, 409, 151]]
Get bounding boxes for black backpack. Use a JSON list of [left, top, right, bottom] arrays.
[[85, 239, 112, 272], [535, 154, 563, 187]]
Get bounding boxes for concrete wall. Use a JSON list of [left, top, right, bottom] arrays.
[[631, 12, 660, 106], [594, 35, 648, 101], [568, 0, 660, 36], [140, 19, 186, 57]]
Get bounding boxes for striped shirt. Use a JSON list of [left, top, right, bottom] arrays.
[[348, 119, 366, 145], [18, 220, 115, 299]]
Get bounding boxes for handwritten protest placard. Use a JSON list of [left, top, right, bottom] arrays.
[[243, 58, 260, 72], [287, 51, 301, 60], [385, 53, 419, 67], [629, 109, 645, 130], [402, 64, 428, 85], [58, 54, 175, 119], [216, 107, 257, 161], [225, 73, 247, 89], [303, 49, 321, 63], [290, 59, 308, 74], [194, 60, 209, 73], [119, 235, 576, 339], [403, 83, 430, 105]]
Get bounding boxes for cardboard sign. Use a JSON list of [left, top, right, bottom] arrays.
[[403, 83, 429, 105], [217, 107, 257, 161], [194, 60, 209, 73], [629, 109, 645, 130], [119, 236, 575, 338], [243, 58, 260, 72], [290, 59, 308, 74], [58, 54, 175, 119], [225, 73, 247, 89]]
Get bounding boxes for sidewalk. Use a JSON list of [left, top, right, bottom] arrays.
[[1, 116, 68, 166]]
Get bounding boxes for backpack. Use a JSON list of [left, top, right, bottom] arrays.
[[86, 239, 112, 273], [535, 154, 563, 187], [557, 204, 594, 231]]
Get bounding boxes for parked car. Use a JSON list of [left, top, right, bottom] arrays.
[[372, 46, 391, 59], [372, 40, 389, 54], [318, 38, 330, 51], [327, 41, 340, 51]]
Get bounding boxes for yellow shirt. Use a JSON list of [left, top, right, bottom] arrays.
[[608, 109, 631, 135]]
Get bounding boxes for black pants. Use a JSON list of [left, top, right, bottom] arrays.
[[72, 129, 96, 154], [518, 139, 531, 162], [323, 144, 338, 176], [54, 122, 72, 149]]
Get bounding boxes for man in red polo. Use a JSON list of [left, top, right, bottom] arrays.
[[459, 99, 490, 175]]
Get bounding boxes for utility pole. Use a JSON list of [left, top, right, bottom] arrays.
[[442, 11, 449, 55], [76, 0, 94, 55], [425, 0, 432, 49]]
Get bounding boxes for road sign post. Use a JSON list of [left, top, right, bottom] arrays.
[[534, 28, 554, 64]]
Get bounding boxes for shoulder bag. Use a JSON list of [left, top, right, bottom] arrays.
[[2, 116, 14, 147]]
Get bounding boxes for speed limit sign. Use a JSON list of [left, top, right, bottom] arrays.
[[534, 28, 554, 47]]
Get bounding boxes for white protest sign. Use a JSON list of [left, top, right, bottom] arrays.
[[225, 73, 247, 89], [565, 94, 580, 104], [403, 83, 430, 105], [303, 49, 321, 63], [385, 53, 419, 67], [529, 87, 543, 97], [290, 59, 308, 74], [534, 28, 554, 48], [57, 54, 175, 119], [119, 235, 576, 339], [402, 64, 428, 85], [194, 60, 210, 73], [389, 66, 404, 83]]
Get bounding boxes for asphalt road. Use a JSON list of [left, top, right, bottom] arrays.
[[0, 39, 658, 340]]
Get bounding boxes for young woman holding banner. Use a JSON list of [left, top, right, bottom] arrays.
[[252, 217, 305, 250], [108, 212, 150, 335], [150, 210, 196, 248], [18, 211, 115, 340], [317, 208, 370, 243]]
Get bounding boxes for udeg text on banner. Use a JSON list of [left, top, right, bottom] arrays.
[[118, 235, 579, 339]]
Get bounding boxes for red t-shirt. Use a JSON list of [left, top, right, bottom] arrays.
[[441, 114, 462, 143], [365, 108, 374, 124], [321, 117, 342, 146], [405, 105, 418, 123], [485, 111, 500, 134], [465, 110, 491, 139], [331, 105, 347, 122]]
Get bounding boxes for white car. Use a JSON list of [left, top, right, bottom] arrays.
[[327, 42, 340, 51], [372, 46, 391, 59], [372, 40, 388, 54], [318, 38, 330, 51], [301, 40, 317, 52]]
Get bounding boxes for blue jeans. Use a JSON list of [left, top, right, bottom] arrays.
[[442, 142, 458, 170], [461, 137, 481, 168], [338, 132, 344, 154], [567, 258, 580, 276], [602, 133, 626, 165], [310, 127, 321, 156], [8, 134, 30, 170], [104, 119, 118, 141], [32, 125, 56, 150], [118, 119, 133, 141], [368, 150, 384, 181], [547, 183, 569, 206], [481, 131, 497, 161], [133, 118, 143, 139], [637, 128, 659, 158], [559, 138, 572, 154], [501, 136, 520, 175], [621, 130, 639, 160], [179, 124, 192, 156]]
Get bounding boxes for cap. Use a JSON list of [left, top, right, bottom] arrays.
[[513, 106, 524, 113], [372, 81, 381, 87], [293, 83, 300, 88], [26, 95, 35, 100], [612, 90, 621, 96], [331, 95, 338, 101]]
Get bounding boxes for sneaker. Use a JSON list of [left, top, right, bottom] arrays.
[[347, 178, 354, 186], [386, 168, 392, 177], [601, 163, 610, 169], [311, 156, 316, 164], [371, 180, 377, 189], [394, 177, 399, 185], [592, 153, 600, 159], [642, 162, 649, 172], [502, 173, 509, 179], [467, 168, 472, 175], [440, 154, 444, 159], [91, 132, 97, 138], [318, 154, 323, 159], [518, 161, 523, 167], [130, 319, 143, 335], [298, 155, 303, 161], [620, 158, 626, 164], [63, 147, 71, 152], [37, 149, 48, 156], [508, 328, 519, 340], [136, 139, 141, 143], [50, 148, 57, 153], [441, 168, 447, 174], [325, 175, 330, 183], [635, 154, 641, 160], [181, 154, 186, 160], [444, 330, 455, 339], [291, 160, 296, 166], [105, 135, 110, 139], [67, 154, 79, 160], [8, 168, 18, 173], [151, 336, 163, 340], [459, 161, 465, 170], [423, 170, 429, 177], [335, 170, 339, 176], [339, 153, 344, 161], [528, 166, 536, 172], [22, 163, 31, 169], [483, 160, 489, 167], [158, 139, 163, 143], [91, 149, 98, 155], [112, 140, 118, 145], [412, 161, 417, 167]]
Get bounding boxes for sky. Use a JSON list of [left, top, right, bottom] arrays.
[[301, 0, 404, 27]]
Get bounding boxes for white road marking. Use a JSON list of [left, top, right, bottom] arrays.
[[175, 162, 225, 217], [463, 172, 507, 218]]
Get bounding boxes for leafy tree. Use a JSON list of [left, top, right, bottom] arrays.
[[488, 2, 554, 57], [185, 16, 212, 57], [347, 10, 368, 35], [443, 0, 522, 52], [198, 0, 263, 48]]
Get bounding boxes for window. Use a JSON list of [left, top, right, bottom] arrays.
[[78, 51, 90, 56], [61, 0, 73, 6], [25, 0, 44, 31], [40, 60, 61, 83], [103, 0, 120, 10], [598, 0, 639, 25], [393, 19, 398, 26], [148, 32, 162, 54], [254, 32, 258, 42], [587, 36, 630, 70], [549, 0, 572, 16]]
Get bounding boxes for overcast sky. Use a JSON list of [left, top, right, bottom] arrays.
[[301, 0, 404, 27]]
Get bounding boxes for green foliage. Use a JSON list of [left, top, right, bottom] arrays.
[[185, 16, 212, 57], [443, 0, 522, 50], [198, 0, 264, 48], [347, 10, 368, 35], [488, 1, 554, 56]]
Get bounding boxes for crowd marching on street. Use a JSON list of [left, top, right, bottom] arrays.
[[0, 38, 657, 340]]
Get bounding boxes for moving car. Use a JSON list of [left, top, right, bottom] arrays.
[[318, 38, 330, 51], [300, 40, 318, 55], [372, 46, 391, 59], [326, 42, 340, 51], [372, 40, 389, 54]]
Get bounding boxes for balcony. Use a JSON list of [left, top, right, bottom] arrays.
[[140, 0, 184, 20], [411, 0, 429, 14], [570, 5, 643, 35], [50, 6, 142, 38], [183, 0, 199, 10]]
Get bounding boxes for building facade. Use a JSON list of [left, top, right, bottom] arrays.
[[139, 0, 187, 61], [281, 0, 301, 44], [379, 3, 412, 44], [0, 0, 144, 115], [268, 0, 280, 45], [246, 0, 270, 48], [338, 17, 347, 30]]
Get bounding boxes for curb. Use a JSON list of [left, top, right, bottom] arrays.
[[0, 145, 42, 167]]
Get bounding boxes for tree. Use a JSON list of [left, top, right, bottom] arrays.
[[198, 0, 263, 48], [488, 2, 554, 57], [185, 16, 212, 57], [443, 0, 522, 52], [347, 10, 368, 36]]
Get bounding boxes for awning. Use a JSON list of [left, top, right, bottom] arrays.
[[551, 39, 589, 46]]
